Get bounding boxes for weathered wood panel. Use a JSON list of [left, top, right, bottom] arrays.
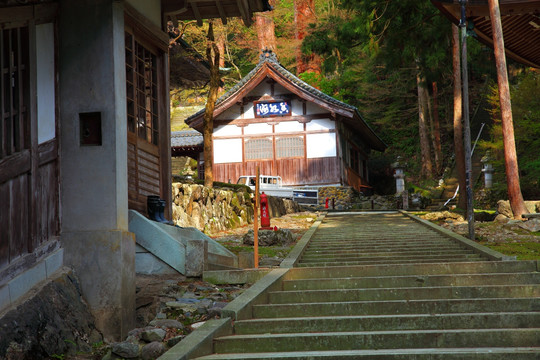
[[245, 160, 273, 177], [8, 175, 29, 263], [307, 157, 340, 185], [0, 150, 31, 184], [37, 161, 58, 245], [128, 142, 161, 213], [137, 148, 160, 196], [213, 158, 340, 186], [213, 163, 244, 184], [0, 181, 10, 268], [275, 158, 306, 185]]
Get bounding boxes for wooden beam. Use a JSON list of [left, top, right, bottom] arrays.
[[215, 113, 333, 125], [215, 0, 228, 24], [0, 150, 31, 184], [191, 2, 204, 26], [213, 128, 336, 139], [28, 20, 38, 252], [435, 0, 540, 18], [124, 2, 169, 50]]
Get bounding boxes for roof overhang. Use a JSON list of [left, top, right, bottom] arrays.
[[432, 0, 540, 68], [186, 61, 387, 151], [162, 0, 271, 26]]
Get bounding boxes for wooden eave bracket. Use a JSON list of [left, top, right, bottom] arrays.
[[215, 0, 228, 24]]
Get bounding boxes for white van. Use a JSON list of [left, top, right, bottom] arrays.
[[237, 175, 294, 198]]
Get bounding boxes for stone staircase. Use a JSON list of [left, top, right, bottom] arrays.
[[297, 213, 484, 267], [166, 212, 540, 359]]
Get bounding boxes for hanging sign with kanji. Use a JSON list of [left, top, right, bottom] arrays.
[[254, 100, 291, 117]]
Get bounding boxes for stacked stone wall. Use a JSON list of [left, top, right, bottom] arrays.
[[171, 183, 301, 234]]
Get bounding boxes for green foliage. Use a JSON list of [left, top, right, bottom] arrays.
[[480, 70, 540, 199]]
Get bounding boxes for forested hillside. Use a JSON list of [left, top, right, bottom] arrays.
[[170, 0, 539, 201]]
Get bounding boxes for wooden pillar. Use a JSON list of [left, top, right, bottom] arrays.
[[487, 0, 528, 219]]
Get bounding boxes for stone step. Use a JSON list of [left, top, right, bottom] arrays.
[[267, 285, 540, 304], [234, 312, 540, 334], [286, 261, 538, 279], [305, 242, 464, 249], [195, 348, 540, 359], [308, 236, 449, 242], [297, 258, 485, 267], [213, 328, 540, 353], [298, 253, 482, 264], [282, 272, 540, 290], [252, 297, 540, 318], [301, 249, 473, 258]]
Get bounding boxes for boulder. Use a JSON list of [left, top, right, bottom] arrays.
[[140, 341, 165, 360], [517, 219, 540, 232], [112, 341, 139, 358], [242, 228, 294, 246], [497, 200, 540, 218], [141, 328, 166, 342]]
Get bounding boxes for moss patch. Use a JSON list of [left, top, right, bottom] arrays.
[[478, 241, 540, 260]]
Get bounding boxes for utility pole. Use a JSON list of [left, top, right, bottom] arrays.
[[459, 0, 475, 240]]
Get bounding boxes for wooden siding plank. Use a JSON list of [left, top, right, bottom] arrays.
[[1, 28, 4, 159], [37, 139, 57, 165], [10, 175, 27, 262], [0, 150, 31, 184], [46, 161, 58, 240], [213, 163, 243, 184], [0, 181, 10, 268], [28, 20, 38, 252]]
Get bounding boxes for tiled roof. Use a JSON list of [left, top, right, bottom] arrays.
[[184, 49, 386, 151], [171, 130, 203, 148], [185, 49, 357, 123]]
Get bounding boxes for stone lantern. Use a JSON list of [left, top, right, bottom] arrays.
[[392, 156, 406, 194], [481, 150, 494, 189]]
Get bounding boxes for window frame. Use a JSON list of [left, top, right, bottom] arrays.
[[1, 26, 30, 160], [125, 30, 159, 146]]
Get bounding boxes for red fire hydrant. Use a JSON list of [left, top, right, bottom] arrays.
[[260, 192, 271, 229]]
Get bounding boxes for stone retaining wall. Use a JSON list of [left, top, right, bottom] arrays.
[[171, 183, 300, 234], [318, 186, 397, 210]]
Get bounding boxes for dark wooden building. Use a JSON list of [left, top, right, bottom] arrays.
[[186, 50, 387, 191], [0, 0, 269, 341]]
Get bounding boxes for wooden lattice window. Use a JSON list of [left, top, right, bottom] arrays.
[[1, 27, 29, 159], [245, 137, 273, 160], [276, 136, 304, 158], [125, 32, 159, 145]]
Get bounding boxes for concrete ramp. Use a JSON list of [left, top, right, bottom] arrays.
[[128, 210, 238, 276]]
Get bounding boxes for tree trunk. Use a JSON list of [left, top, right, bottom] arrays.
[[203, 22, 221, 188], [417, 71, 433, 178], [452, 24, 467, 210], [424, 84, 440, 176], [216, 25, 226, 68], [488, 0, 527, 219], [294, 0, 321, 74], [256, 0, 277, 53], [431, 82, 442, 174]]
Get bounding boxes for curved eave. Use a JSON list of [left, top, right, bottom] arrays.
[[186, 62, 356, 126], [432, 0, 540, 68], [186, 61, 387, 151]]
